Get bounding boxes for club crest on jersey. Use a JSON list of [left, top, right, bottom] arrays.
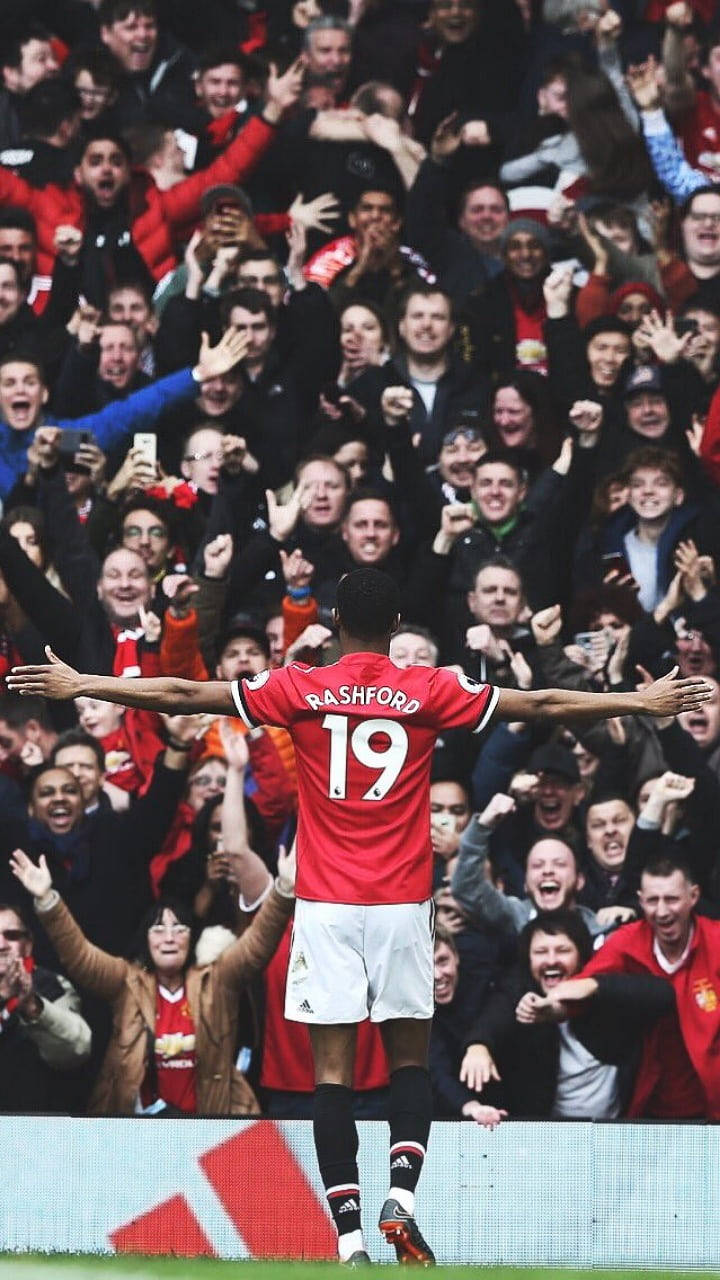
[[455, 671, 481, 693], [245, 669, 271, 690], [693, 978, 718, 1012]]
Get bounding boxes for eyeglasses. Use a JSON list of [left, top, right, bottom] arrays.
[[442, 427, 484, 446], [123, 525, 167, 541], [183, 451, 224, 464], [190, 774, 226, 788], [0, 928, 29, 941], [77, 86, 111, 101], [687, 212, 720, 226], [148, 923, 191, 938]]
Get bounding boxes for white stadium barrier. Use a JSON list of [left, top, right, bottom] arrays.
[[2, 1117, 719, 1267]]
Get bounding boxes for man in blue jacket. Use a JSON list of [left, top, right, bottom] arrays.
[[0, 325, 247, 498]]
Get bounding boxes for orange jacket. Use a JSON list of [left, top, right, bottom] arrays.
[[160, 609, 297, 801]]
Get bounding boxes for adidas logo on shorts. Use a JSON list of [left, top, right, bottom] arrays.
[[391, 1154, 412, 1170], [338, 1198, 359, 1214], [298, 999, 314, 1014]]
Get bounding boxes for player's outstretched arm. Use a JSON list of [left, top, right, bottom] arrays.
[[6, 647, 235, 715], [495, 666, 712, 724]]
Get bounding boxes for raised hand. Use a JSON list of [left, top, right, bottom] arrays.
[[626, 57, 662, 111], [53, 224, 83, 268], [543, 266, 574, 318], [203, 533, 233, 580], [266, 484, 308, 544], [288, 191, 340, 234], [635, 309, 691, 365], [280, 547, 314, 591], [265, 56, 305, 121], [193, 328, 250, 382], [478, 791, 517, 828], [531, 604, 563, 647], [430, 112, 463, 163], [686, 414, 705, 458], [219, 718, 249, 771], [7, 647, 82, 700], [285, 624, 333, 663], [163, 574, 199, 620], [9, 848, 52, 899], [576, 213, 609, 275]]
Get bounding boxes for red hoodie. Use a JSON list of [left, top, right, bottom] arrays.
[[580, 916, 720, 1118]]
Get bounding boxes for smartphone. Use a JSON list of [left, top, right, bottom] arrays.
[[601, 551, 630, 577], [134, 432, 157, 468], [59, 428, 93, 473], [512, 630, 536, 657], [676, 317, 699, 338], [573, 631, 598, 654]]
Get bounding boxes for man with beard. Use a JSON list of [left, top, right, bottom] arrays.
[[451, 787, 603, 941], [357, 283, 487, 468], [460, 910, 673, 1119]]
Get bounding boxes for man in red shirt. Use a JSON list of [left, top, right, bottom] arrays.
[[7, 568, 712, 1266], [526, 855, 720, 1120]]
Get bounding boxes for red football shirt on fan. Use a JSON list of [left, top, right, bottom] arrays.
[[232, 654, 498, 905], [140, 985, 197, 1114]]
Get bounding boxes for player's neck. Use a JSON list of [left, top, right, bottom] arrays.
[[340, 638, 390, 656]]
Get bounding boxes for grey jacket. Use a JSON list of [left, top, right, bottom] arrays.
[[451, 815, 605, 938]]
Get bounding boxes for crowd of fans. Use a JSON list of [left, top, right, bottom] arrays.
[[1, 0, 720, 1124]]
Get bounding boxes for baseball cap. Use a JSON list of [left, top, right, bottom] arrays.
[[528, 742, 580, 784], [622, 365, 665, 401], [200, 184, 253, 218]]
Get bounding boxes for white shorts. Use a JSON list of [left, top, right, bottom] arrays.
[[285, 898, 435, 1025]]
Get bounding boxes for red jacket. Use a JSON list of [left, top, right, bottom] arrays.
[[581, 916, 720, 1118], [700, 380, 720, 487], [0, 114, 276, 283]]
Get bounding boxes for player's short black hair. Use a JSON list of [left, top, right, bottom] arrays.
[[335, 568, 400, 641]]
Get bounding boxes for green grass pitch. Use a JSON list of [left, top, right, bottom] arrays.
[[2, 1260, 720, 1279]]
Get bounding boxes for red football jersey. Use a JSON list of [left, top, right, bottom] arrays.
[[139, 985, 197, 1114], [232, 653, 498, 904]]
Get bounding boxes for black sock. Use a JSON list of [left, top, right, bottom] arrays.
[[314, 1083, 362, 1239], [388, 1066, 433, 1196]]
